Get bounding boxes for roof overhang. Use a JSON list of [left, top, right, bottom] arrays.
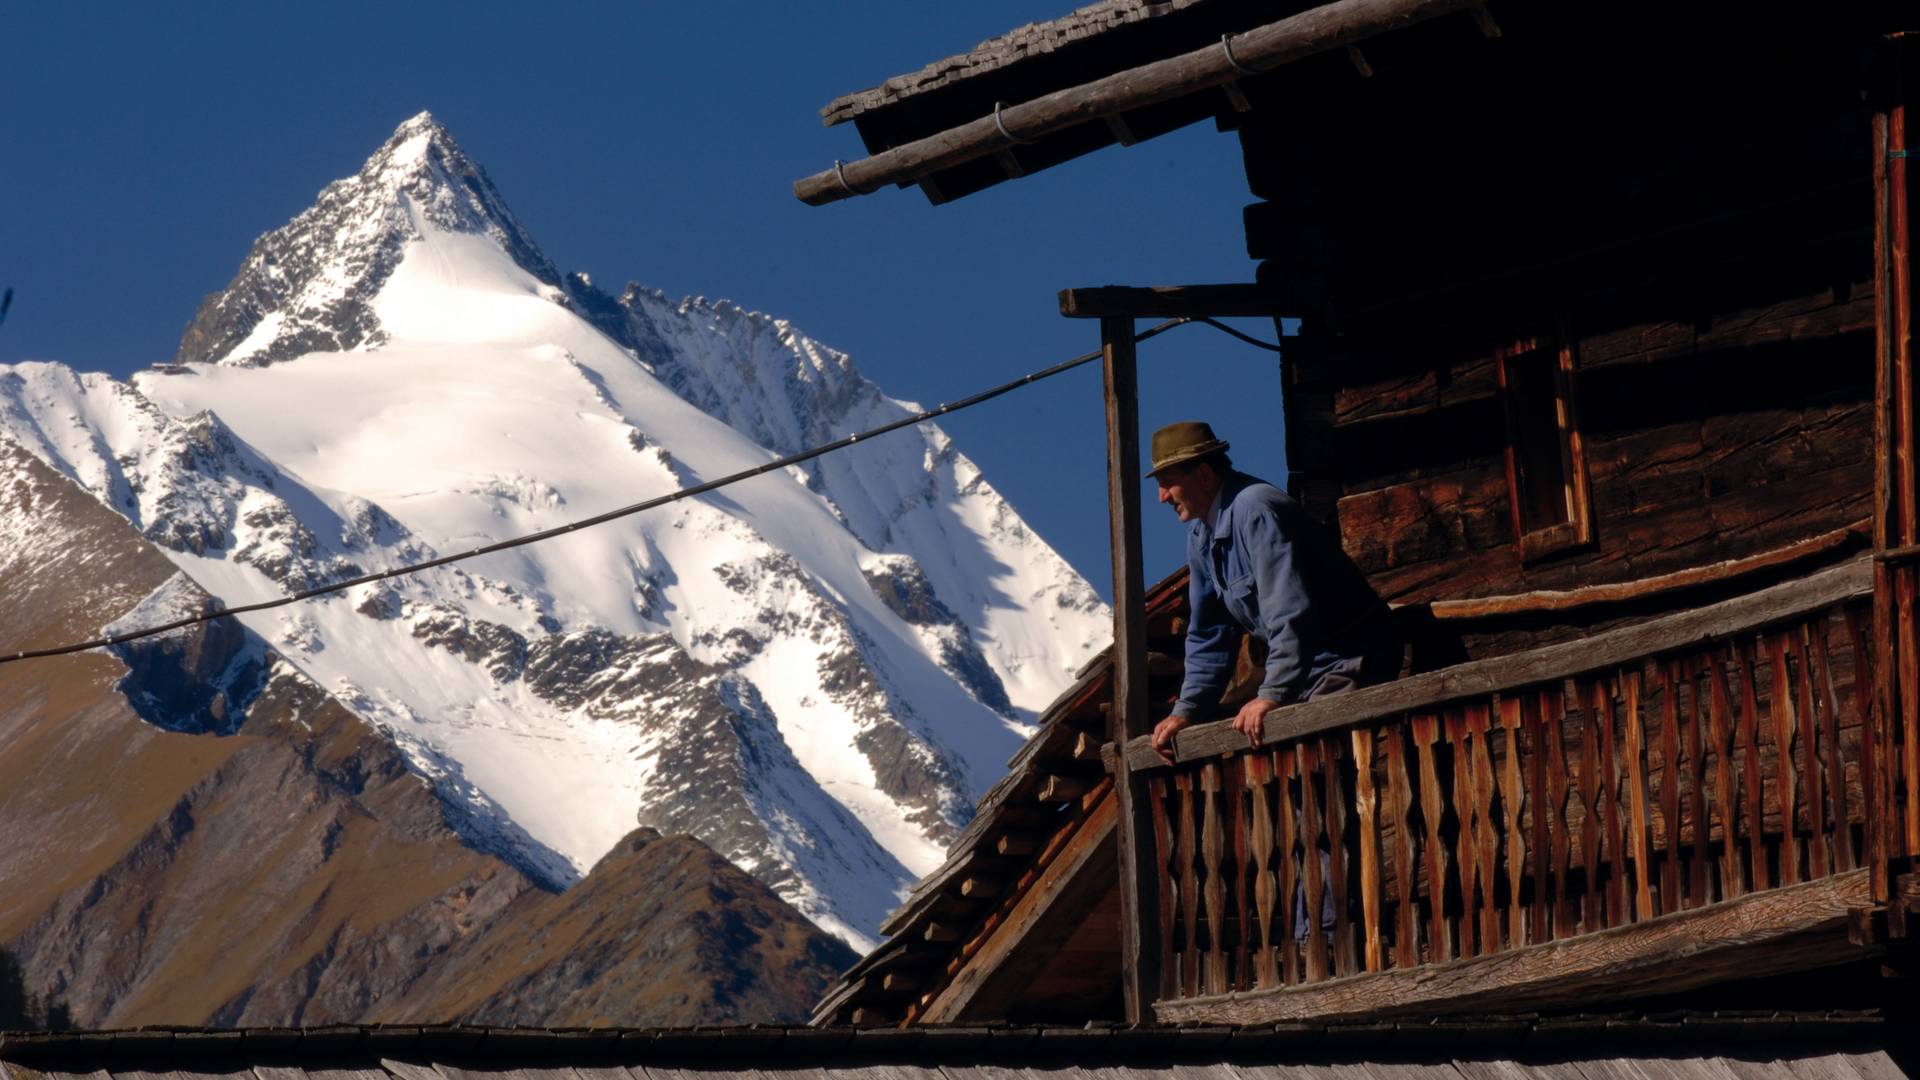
[[795, 0, 1495, 207]]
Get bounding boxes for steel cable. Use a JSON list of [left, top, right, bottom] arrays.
[[2, 314, 1281, 664]]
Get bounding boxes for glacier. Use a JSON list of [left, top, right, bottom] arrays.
[[0, 112, 1108, 950]]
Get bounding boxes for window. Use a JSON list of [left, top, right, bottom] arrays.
[[1496, 334, 1592, 562]]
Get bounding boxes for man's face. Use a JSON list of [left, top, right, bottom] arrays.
[[1155, 462, 1218, 524]]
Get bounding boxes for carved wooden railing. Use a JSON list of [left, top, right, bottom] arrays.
[[1121, 560, 1901, 1016]]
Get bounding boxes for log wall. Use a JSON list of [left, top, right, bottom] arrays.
[[1224, 5, 1884, 658]]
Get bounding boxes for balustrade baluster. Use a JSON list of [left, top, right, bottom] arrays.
[[1321, 737, 1357, 976], [1200, 762, 1228, 994], [1736, 638, 1770, 891], [1499, 697, 1528, 948], [1767, 634, 1802, 886], [1470, 705, 1500, 950], [1448, 711, 1479, 956], [1622, 671, 1656, 922], [1151, 776, 1177, 998], [1275, 748, 1301, 984], [1896, 564, 1912, 857], [1809, 616, 1854, 871], [1705, 650, 1743, 900], [1793, 625, 1830, 879], [1578, 682, 1605, 932], [1412, 714, 1452, 963], [1544, 690, 1576, 939], [1243, 753, 1280, 988], [1298, 741, 1329, 982], [1352, 727, 1384, 972], [1682, 657, 1711, 906], [1175, 771, 1199, 997], [1526, 693, 1553, 942], [1595, 679, 1629, 925], [1842, 607, 1887, 887], [1658, 663, 1684, 911], [1222, 756, 1251, 990], [1386, 725, 1418, 967]]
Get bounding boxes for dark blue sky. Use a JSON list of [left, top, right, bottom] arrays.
[[2, 1, 1286, 593]]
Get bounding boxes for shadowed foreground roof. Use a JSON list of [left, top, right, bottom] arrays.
[[0, 1013, 1912, 1080]]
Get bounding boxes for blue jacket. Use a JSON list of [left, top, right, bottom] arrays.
[[1173, 472, 1391, 717]]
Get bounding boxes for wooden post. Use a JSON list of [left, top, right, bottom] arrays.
[[1103, 314, 1160, 1021], [1872, 34, 1915, 897]]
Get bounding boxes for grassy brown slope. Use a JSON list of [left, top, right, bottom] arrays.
[[0, 442, 538, 1025], [386, 828, 857, 1025]]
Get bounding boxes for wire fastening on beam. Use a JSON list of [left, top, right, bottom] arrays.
[[5, 314, 1290, 665], [832, 159, 865, 198], [1221, 33, 1258, 77], [992, 102, 1039, 146]]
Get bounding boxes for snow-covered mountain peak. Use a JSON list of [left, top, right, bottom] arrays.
[[7, 113, 1111, 950], [174, 112, 557, 369]]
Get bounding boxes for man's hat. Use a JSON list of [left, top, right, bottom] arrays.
[[1145, 420, 1230, 478]]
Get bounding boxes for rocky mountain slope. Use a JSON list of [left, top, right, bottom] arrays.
[[0, 442, 852, 1026], [0, 112, 1108, 950]]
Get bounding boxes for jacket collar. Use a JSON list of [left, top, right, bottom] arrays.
[[1199, 471, 1252, 547]]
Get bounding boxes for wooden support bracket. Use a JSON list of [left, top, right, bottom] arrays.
[[1062, 282, 1284, 319]]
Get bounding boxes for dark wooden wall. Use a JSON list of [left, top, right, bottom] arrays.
[[1226, 4, 1890, 655]]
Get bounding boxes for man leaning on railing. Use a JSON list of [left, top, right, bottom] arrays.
[[1146, 421, 1401, 765]]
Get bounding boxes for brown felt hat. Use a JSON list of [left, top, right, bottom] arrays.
[[1145, 420, 1230, 478]]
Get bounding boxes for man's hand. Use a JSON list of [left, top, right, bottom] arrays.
[[1151, 714, 1189, 765], [1233, 697, 1280, 745]]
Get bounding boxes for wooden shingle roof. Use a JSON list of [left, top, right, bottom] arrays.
[[820, 0, 1220, 127], [811, 568, 1194, 1026]]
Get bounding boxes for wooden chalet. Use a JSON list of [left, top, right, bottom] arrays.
[[800, 0, 1920, 1029]]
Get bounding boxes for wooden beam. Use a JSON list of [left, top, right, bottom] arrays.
[[1072, 731, 1104, 763], [1426, 520, 1868, 620], [1102, 114, 1139, 147], [997, 832, 1039, 857], [1037, 775, 1085, 803], [1126, 559, 1874, 772], [917, 795, 1120, 1022], [1061, 283, 1283, 319], [795, 0, 1484, 205], [959, 876, 1002, 900], [1103, 314, 1160, 1023], [1154, 869, 1877, 1022]]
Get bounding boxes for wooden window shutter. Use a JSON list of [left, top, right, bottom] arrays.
[[1496, 333, 1593, 562]]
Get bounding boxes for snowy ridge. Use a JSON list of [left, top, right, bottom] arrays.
[[0, 113, 1110, 949]]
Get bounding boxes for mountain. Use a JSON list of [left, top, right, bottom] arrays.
[[0, 441, 852, 1026], [0, 112, 1109, 951]]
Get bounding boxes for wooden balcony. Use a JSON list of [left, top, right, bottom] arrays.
[[1116, 559, 1905, 1022]]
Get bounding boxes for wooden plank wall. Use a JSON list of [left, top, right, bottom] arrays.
[[1224, 7, 1884, 659]]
